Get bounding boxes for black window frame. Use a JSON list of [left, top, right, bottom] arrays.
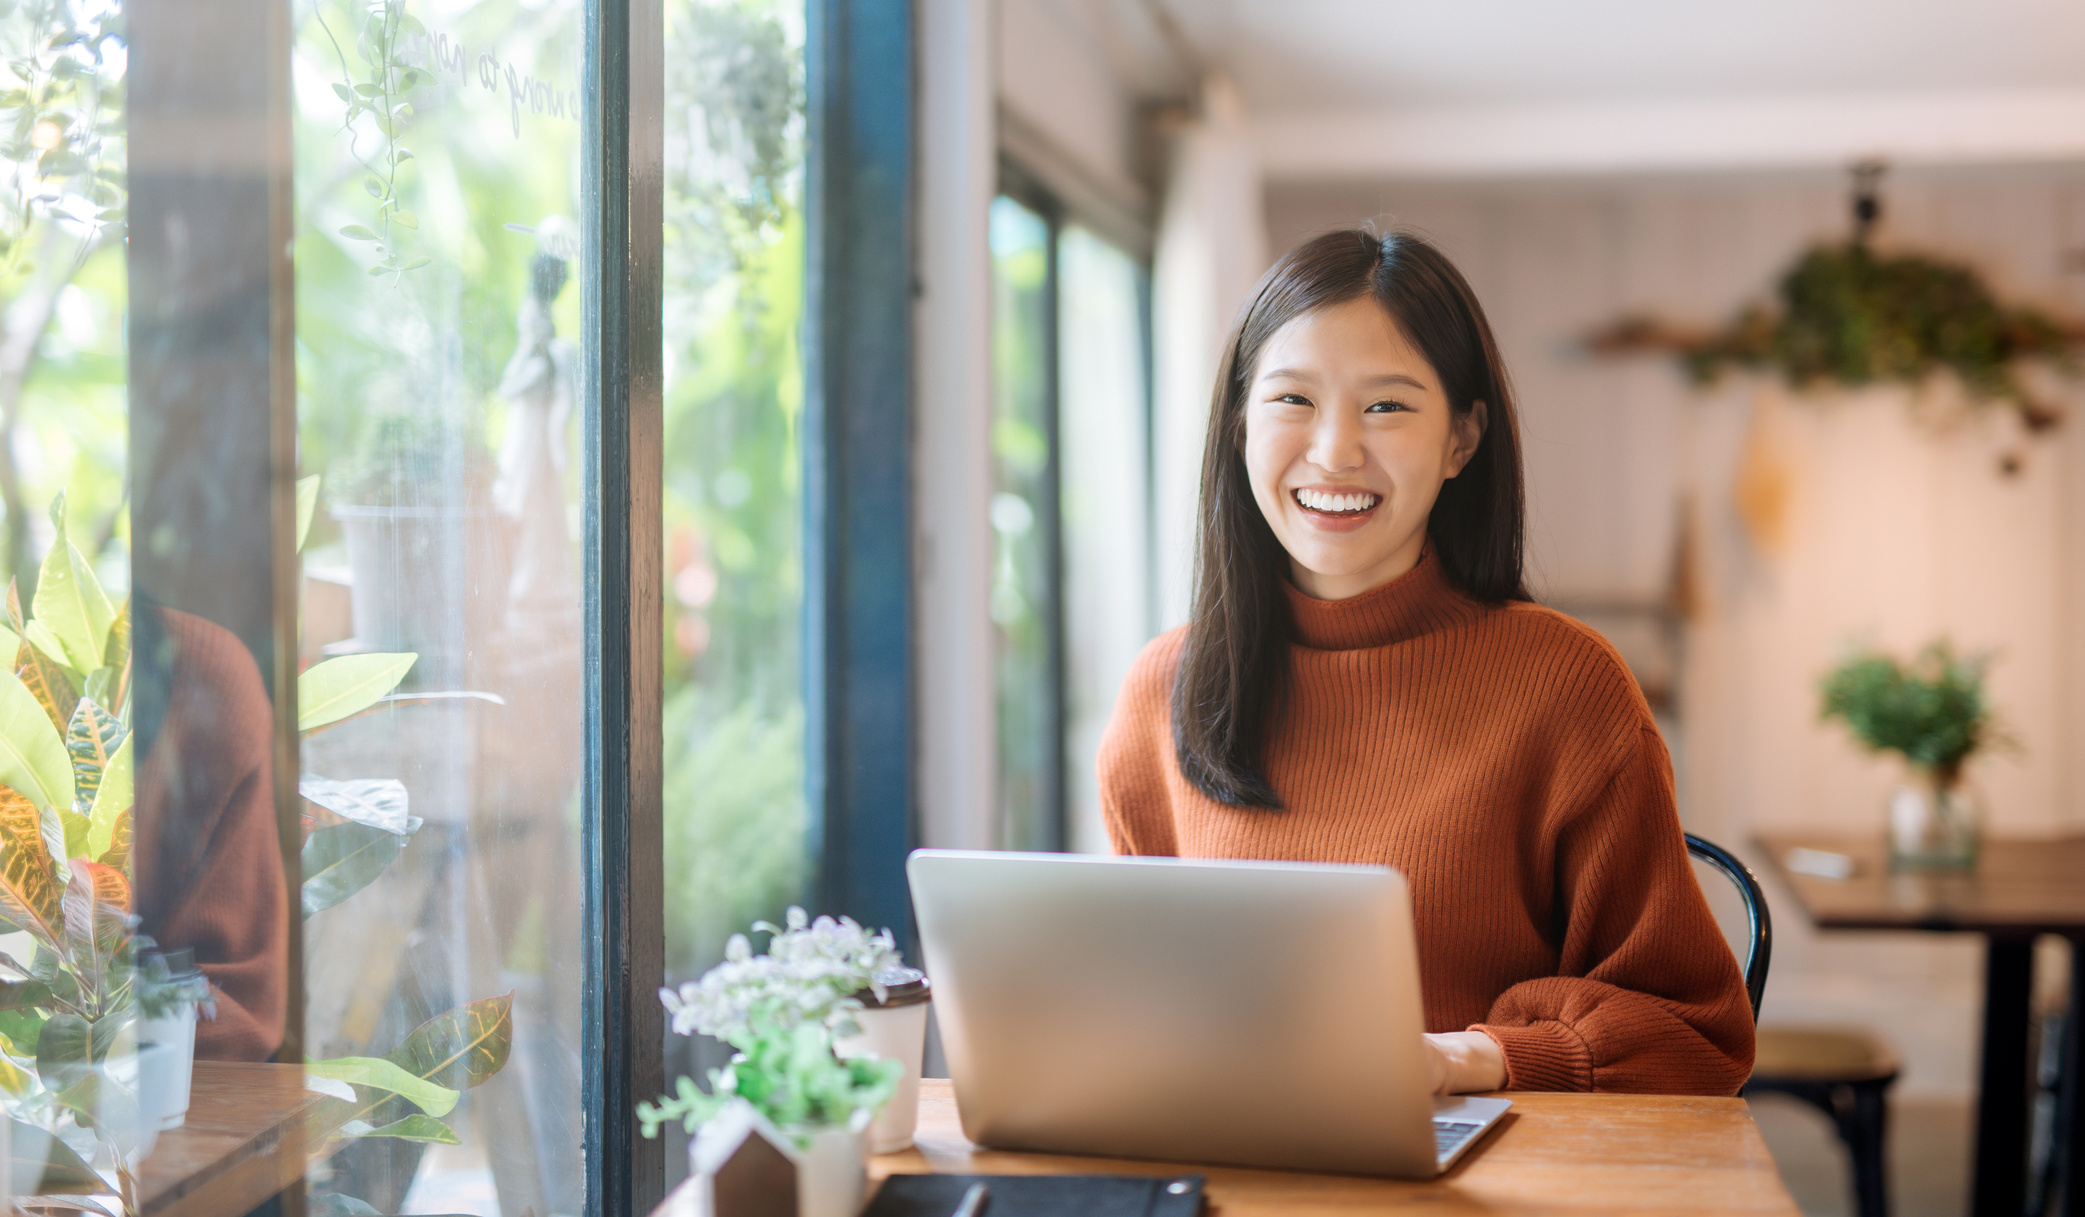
[[990, 159, 1156, 855]]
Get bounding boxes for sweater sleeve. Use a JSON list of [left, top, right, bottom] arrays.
[[1471, 727, 1755, 1096]]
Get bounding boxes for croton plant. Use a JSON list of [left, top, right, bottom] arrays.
[[0, 484, 513, 1216]]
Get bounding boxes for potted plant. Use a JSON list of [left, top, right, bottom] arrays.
[[641, 909, 908, 1217], [1821, 641, 1996, 868]]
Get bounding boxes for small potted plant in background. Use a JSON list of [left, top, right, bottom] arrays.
[[641, 909, 910, 1217], [1821, 640, 1997, 868]]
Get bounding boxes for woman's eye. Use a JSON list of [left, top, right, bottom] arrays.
[[1276, 393, 1311, 406], [1365, 400, 1409, 413]]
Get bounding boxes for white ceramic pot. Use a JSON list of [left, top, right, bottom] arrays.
[[833, 971, 930, 1153], [688, 1101, 869, 1217], [138, 1006, 197, 1129]]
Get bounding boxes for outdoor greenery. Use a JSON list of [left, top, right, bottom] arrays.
[[1820, 641, 1995, 785], [0, 0, 127, 599], [1591, 241, 2080, 433]]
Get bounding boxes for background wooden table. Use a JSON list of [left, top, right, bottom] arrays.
[[1758, 833, 2085, 1217], [857, 1078, 1799, 1215], [135, 1061, 348, 1217]]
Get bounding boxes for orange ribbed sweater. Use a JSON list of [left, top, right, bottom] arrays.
[[1098, 552, 1755, 1096]]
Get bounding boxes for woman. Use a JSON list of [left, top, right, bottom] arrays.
[[1099, 229, 1753, 1097]]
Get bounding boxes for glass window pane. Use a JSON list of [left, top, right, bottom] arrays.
[[292, 0, 586, 1208], [1057, 226, 1151, 856], [656, 0, 807, 1186], [989, 196, 1058, 852]]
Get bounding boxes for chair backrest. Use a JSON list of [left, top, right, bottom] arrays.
[[1684, 833, 1771, 1022]]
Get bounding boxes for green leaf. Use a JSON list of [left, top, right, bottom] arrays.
[[339, 224, 378, 242], [8, 1117, 110, 1195], [101, 596, 128, 673], [64, 697, 123, 814], [0, 671, 73, 816], [30, 492, 115, 672], [331, 82, 352, 102], [37, 803, 70, 887], [296, 475, 322, 553], [298, 652, 416, 732], [391, 210, 417, 230], [34, 1011, 92, 1087], [305, 1056, 458, 1117], [0, 1009, 43, 1055], [300, 819, 418, 917], [354, 1113, 460, 1143], [383, 992, 512, 1092], [84, 734, 128, 860], [402, 256, 431, 271], [0, 627, 17, 663]]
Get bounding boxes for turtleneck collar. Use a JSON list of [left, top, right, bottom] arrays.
[[1283, 547, 1480, 651]]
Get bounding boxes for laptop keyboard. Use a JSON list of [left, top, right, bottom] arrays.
[[1433, 1119, 1485, 1160]]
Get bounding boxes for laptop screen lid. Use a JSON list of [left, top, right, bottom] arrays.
[[907, 849, 1442, 1177]]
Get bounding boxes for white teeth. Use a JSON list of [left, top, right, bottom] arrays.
[[1294, 488, 1378, 513]]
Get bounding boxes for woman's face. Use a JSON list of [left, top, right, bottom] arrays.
[[1243, 295, 1486, 601]]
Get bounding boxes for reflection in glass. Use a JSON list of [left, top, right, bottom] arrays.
[[292, 0, 584, 1209], [989, 196, 1059, 852], [656, 0, 807, 1186]]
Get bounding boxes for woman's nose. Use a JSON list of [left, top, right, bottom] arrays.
[[1306, 407, 1365, 473]]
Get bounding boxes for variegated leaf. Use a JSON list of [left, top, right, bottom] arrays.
[[383, 993, 512, 1092], [0, 670, 74, 817], [85, 735, 129, 861], [15, 637, 76, 740], [101, 598, 128, 674], [94, 810, 129, 873], [298, 653, 418, 733], [4, 579, 20, 635], [60, 862, 130, 994], [0, 788, 60, 940], [63, 699, 123, 814]]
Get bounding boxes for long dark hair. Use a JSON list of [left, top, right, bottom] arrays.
[[1171, 229, 1529, 808]]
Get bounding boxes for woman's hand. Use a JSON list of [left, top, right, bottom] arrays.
[[1424, 1030, 1507, 1095]]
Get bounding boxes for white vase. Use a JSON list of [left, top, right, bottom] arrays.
[[138, 1006, 197, 1129], [788, 1122, 869, 1217], [834, 969, 930, 1153], [834, 998, 930, 1153], [1887, 768, 1981, 869]]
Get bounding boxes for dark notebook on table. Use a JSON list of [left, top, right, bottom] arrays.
[[863, 1173, 1205, 1217]]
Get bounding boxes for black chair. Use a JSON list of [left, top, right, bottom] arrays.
[[1685, 833, 1898, 1217], [1686, 834, 1770, 1018]]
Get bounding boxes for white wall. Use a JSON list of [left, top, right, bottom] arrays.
[[1267, 164, 2085, 1097]]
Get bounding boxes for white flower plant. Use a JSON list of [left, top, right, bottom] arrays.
[[639, 907, 904, 1145]]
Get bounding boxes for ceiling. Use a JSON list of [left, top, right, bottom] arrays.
[[1066, 0, 2085, 176], [1111, 0, 2085, 112]]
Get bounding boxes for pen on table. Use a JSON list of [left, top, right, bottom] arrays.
[[951, 1181, 990, 1217]]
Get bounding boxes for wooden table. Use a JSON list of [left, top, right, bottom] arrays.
[[133, 1061, 348, 1217], [848, 1079, 1798, 1215], [1759, 833, 2085, 1217]]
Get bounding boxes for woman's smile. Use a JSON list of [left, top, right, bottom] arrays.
[[1290, 484, 1382, 531]]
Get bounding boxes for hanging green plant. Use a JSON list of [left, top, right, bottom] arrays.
[[1591, 165, 2083, 440], [1591, 240, 2080, 432]]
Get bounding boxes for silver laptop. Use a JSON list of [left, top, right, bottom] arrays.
[[907, 850, 1510, 1177]]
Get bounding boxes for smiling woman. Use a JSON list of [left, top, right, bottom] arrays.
[[1097, 229, 1754, 1101]]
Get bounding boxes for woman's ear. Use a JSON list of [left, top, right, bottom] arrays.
[[1447, 400, 1488, 477]]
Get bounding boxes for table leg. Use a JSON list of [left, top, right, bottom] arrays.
[[2059, 934, 2083, 1217], [1975, 937, 2035, 1217]]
